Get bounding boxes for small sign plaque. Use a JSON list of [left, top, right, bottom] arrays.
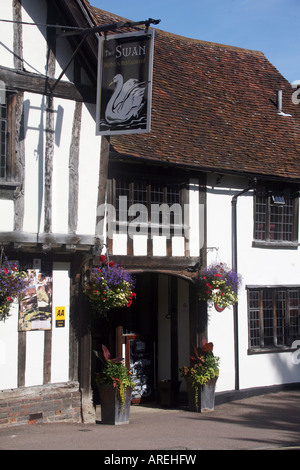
[[55, 306, 65, 328]]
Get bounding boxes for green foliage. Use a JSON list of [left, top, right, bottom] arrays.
[[95, 345, 135, 413], [179, 341, 220, 410]]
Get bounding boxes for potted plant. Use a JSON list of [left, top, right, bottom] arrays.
[[0, 257, 29, 322], [198, 262, 241, 311], [84, 255, 136, 317], [94, 345, 135, 425], [179, 339, 220, 412]]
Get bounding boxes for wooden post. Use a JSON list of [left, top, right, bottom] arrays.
[[170, 276, 178, 382]]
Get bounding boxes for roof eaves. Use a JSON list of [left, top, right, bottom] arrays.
[[109, 149, 300, 184]]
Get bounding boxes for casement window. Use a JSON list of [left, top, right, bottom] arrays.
[[111, 176, 185, 237], [247, 287, 300, 352], [0, 92, 20, 183], [253, 186, 299, 245], [107, 168, 187, 239]]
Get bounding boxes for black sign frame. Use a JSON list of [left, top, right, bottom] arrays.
[[96, 30, 154, 136]]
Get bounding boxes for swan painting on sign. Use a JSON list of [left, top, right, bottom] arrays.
[[105, 74, 147, 125], [96, 31, 154, 136]]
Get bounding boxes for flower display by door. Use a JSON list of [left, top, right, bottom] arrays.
[[84, 255, 136, 317], [179, 340, 220, 411], [0, 257, 29, 321]]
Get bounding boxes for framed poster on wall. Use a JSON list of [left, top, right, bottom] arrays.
[[18, 261, 52, 331]]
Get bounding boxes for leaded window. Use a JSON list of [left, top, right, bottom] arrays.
[[254, 186, 299, 244], [248, 287, 300, 351], [110, 174, 185, 238]]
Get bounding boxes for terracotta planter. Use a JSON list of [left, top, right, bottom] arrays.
[[98, 384, 132, 425], [185, 376, 217, 412]]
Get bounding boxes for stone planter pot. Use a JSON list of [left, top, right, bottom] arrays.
[[158, 380, 181, 407], [98, 384, 132, 425], [185, 376, 217, 412]]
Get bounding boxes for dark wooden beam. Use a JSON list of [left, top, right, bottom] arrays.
[[0, 66, 96, 103]]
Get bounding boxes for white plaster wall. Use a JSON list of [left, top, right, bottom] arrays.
[[235, 190, 300, 389], [3, 93, 101, 238], [76, 103, 101, 235], [51, 262, 70, 383], [0, 200, 14, 231], [21, 0, 47, 76], [208, 303, 235, 392], [133, 235, 147, 255], [25, 329, 45, 386], [153, 236, 166, 256], [1, 1, 76, 81], [172, 236, 185, 256], [206, 174, 300, 392], [0, 1, 14, 69], [0, 263, 71, 390], [0, 301, 19, 390], [22, 92, 45, 234], [51, 99, 74, 234]]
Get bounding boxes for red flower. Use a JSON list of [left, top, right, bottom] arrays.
[[126, 292, 137, 307], [201, 342, 213, 353], [100, 255, 107, 263], [7, 297, 12, 302], [108, 261, 115, 267]]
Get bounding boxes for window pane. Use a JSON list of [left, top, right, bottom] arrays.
[[150, 181, 164, 205], [167, 185, 182, 234], [289, 290, 300, 341], [270, 200, 293, 242], [249, 290, 260, 347], [115, 179, 130, 222], [276, 290, 286, 345], [263, 290, 274, 346], [134, 181, 148, 222], [255, 196, 267, 240]]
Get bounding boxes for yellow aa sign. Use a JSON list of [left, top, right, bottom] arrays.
[[55, 306, 65, 328]]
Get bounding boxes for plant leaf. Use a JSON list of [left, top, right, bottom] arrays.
[[192, 343, 199, 359], [102, 344, 111, 362]]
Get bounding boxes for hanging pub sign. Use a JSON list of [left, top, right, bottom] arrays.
[[96, 30, 154, 136]]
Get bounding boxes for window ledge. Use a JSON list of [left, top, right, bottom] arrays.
[[0, 181, 20, 190], [248, 346, 296, 355], [252, 240, 299, 249]]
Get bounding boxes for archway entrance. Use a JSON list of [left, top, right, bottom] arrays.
[[91, 271, 200, 405]]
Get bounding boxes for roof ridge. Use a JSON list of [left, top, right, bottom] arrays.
[[88, 5, 265, 56], [155, 28, 265, 56]]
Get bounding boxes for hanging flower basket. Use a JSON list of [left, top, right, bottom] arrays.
[[197, 263, 242, 309], [84, 255, 136, 317], [0, 257, 29, 322]]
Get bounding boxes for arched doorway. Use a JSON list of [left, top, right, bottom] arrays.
[[91, 271, 201, 405]]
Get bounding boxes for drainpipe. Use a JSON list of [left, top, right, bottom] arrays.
[[231, 178, 257, 390]]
